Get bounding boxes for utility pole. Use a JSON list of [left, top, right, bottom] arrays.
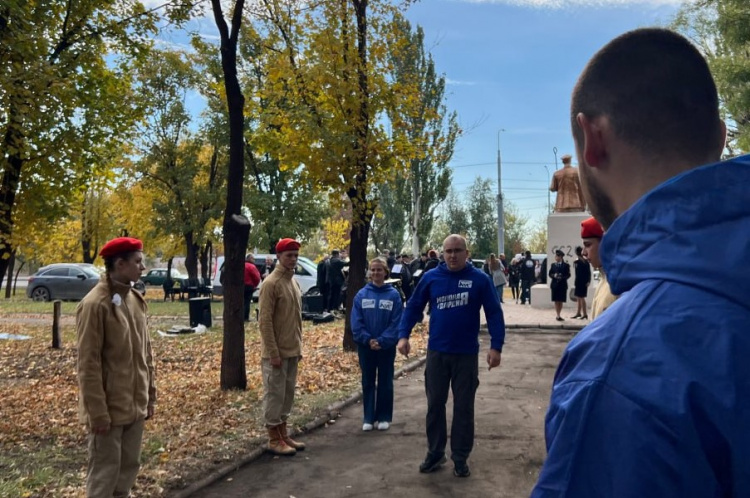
[[553, 146, 559, 170], [497, 129, 505, 256]]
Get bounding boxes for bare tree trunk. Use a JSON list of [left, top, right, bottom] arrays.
[[3, 251, 14, 299], [212, 0, 249, 390], [184, 231, 199, 280], [411, 182, 421, 256], [342, 0, 372, 352]]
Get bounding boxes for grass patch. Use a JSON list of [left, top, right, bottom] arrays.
[[0, 314, 428, 497], [0, 296, 227, 318]]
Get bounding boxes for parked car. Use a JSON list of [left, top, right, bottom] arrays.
[[26, 263, 100, 302], [141, 268, 186, 286], [212, 255, 318, 298]]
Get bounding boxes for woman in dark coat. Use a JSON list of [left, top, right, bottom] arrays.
[[572, 246, 591, 319], [548, 249, 571, 321]]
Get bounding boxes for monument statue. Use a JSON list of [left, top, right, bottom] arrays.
[[550, 154, 586, 212]]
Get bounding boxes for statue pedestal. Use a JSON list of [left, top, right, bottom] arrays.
[[531, 211, 590, 310]]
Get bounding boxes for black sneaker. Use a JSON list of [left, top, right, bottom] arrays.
[[453, 461, 471, 478], [419, 453, 447, 473]]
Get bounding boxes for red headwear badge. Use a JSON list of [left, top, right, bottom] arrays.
[[99, 237, 143, 258], [275, 238, 301, 254], [580, 217, 604, 239]]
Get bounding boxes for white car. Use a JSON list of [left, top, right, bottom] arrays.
[[212, 254, 318, 298]]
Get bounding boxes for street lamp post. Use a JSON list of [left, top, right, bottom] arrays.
[[497, 129, 505, 256], [553, 146, 559, 170], [544, 165, 551, 214]]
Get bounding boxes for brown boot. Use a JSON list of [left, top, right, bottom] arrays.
[[267, 425, 296, 456], [280, 421, 306, 451]]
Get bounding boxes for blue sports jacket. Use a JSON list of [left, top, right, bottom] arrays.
[[350, 282, 402, 350], [398, 262, 505, 353], [532, 154, 750, 497]]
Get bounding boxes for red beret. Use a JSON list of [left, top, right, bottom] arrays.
[[99, 237, 143, 258], [581, 217, 604, 239], [275, 238, 300, 254]]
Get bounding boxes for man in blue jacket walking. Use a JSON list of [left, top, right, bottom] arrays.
[[397, 234, 505, 478], [533, 28, 750, 497]]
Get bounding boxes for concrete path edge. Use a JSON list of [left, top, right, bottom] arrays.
[[169, 356, 429, 498]]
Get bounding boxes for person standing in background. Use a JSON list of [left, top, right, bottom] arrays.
[[548, 249, 571, 321], [244, 255, 261, 322], [571, 246, 591, 320], [326, 250, 346, 312], [316, 255, 330, 312]]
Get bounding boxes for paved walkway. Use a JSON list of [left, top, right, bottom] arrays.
[[177, 303, 579, 498]]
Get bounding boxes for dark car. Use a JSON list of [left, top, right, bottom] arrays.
[[141, 268, 185, 286], [26, 263, 100, 302]]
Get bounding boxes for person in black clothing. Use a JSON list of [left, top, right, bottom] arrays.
[[327, 250, 346, 312], [423, 250, 440, 274], [548, 249, 571, 321], [519, 251, 536, 305], [394, 255, 414, 301], [387, 251, 397, 270], [508, 259, 521, 303], [317, 255, 330, 312], [571, 246, 591, 319]]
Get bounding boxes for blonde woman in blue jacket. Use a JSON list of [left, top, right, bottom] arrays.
[[351, 257, 403, 431]]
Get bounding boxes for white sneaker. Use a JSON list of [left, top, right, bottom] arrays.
[[377, 421, 390, 431], [362, 423, 374, 431]]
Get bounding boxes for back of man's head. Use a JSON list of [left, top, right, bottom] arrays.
[[331, 250, 340, 257], [525, 251, 531, 259], [572, 28, 723, 165]]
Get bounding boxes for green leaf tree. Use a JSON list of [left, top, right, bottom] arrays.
[[0, 0, 193, 291], [258, 0, 418, 351], [466, 177, 497, 258], [133, 49, 224, 281], [672, 0, 750, 152], [387, 15, 457, 256]]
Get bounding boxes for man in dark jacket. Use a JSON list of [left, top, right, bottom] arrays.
[[316, 256, 330, 312], [519, 251, 536, 305], [326, 250, 346, 312]]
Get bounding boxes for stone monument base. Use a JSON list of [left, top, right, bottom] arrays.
[[530, 210, 589, 311]]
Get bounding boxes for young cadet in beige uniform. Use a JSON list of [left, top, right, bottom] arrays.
[[258, 237, 306, 455], [76, 237, 155, 497], [580, 217, 618, 319]]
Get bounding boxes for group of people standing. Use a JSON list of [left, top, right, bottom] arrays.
[[315, 250, 347, 313], [351, 234, 505, 478], [74, 28, 750, 498]]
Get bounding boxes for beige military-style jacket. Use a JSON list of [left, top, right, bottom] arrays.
[[76, 279, 155, 428]]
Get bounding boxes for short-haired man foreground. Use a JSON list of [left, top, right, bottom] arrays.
[[398, 234, 505, 478], [532, 28, 750, 496]]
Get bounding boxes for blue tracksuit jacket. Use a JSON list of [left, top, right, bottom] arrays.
[[398, 262, 505, 353], [532, 154, 750, 497], [350, 282, 402, 350]]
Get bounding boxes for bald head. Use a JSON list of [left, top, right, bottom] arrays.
[[443, 234, 467, 250], [443, 234, 469, 272]]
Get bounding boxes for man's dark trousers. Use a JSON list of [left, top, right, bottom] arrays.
[[520, 279, 532, 304], [424, 350, 479, 464], [243, 285, 255, 321], [329, 284, 342, 311]]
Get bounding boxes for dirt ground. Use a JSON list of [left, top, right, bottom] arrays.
[[188, 330, 573, 498]]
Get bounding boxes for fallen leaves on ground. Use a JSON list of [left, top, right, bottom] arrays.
[[0, 313, 427, 497]]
